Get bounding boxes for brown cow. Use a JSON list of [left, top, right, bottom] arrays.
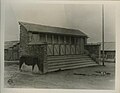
[[19, 56, 42, 73]]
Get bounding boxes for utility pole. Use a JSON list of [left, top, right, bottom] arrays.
[[102, 4, 105, 66]]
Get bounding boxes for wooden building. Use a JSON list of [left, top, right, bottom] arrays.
[[19, 22, 99, 73], [4, 41, 19, 61], [101, 42, 115, 62], [85, 43, 101, 60]]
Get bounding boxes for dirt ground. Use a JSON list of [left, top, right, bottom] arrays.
[[4, 62, 115, 90]]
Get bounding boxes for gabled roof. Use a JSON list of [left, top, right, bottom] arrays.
[[19, 22, 88, 37], [101, 42, 115, 51], [4, 41, 19, 49]]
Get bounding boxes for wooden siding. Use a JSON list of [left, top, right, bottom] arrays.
[[101, 51, 115, 62], [80, 38, 84, 54], [20, 25, 86, 57], [4, 44, 19, 61], [28, 32, 86, 46], [106, 51, 115, 59], [32, 33, 40, 42], [85, 44, 101, 59], [47, 44, 83, 56], [20, 25, 29, 57], [47, 34, 52, 43]]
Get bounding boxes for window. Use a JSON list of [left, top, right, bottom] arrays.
[[47, 34, 52, 44], [60, 35, 64, 44], [30, 33, 40, 42], [28, 32, 32, 42], [76, 37, 79, 44], [66, 36, 70, 44], [39, 33, 45, 43], [71, 37, 75, 44], [54, 35, 58, 44]]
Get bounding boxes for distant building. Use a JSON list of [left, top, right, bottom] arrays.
[[4, 41, 19, 61], [18, 22, 100, 73], [101, 42, 115, 62]]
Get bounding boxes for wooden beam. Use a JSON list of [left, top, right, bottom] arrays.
[[58, 35, 60, 44], [58, 35, 61, 55], [53, 44, 54, 55], [52, 34, 54, 44], [69, 36, 71, 54], [59, 44, 61, 55], [39, 33, 41, 42], [64, 36, 66, 54], [69, 36, 71, 44], [80, 38, 83, 54], [45, 34, 47, 42], [64, 36, 66, 44], [84, 37, 87, 45], [74, 37, 76, 44], [74, 37, 76, 54]]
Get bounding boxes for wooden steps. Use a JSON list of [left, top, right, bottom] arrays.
[[48, 60, 93, 66], [46, 55, 99, 72], [48, 63, 98, 72]]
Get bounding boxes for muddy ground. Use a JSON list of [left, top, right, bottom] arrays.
[[4, 62, 115, 89]]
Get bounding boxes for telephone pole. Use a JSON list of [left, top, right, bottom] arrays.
[[102, 4, 105, 66]]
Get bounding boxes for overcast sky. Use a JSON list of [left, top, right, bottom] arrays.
[[5, 0, 115, 43]]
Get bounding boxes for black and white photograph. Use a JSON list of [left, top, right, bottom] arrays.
[[1, 0, 118, 92]]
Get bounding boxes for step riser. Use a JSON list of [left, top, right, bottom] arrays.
[[48, 62, 97, 69], [48, 64, 98, 72], [47, 59, 92, 63], [47, 55, 89, 58], [46, 55, 98, 72], [48, 61, 94, 66], [47, 58, 91, 61], [47, 55, 87, 57], [47, 56, 90, 60]]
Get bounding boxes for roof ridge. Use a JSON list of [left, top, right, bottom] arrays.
[[19, 21, 81, 31]]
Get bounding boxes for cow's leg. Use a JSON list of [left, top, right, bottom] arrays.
[[32, 64, 35, 71], [37, 64, 42, 74], [19, 61, 24, 72]]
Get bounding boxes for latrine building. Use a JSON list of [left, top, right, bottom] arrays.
[[19, 22, 99, 73]]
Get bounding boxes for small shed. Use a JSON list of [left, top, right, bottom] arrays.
[[101, 42, 115, 62]]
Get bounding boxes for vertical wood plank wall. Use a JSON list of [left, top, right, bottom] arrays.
[[29, 33, 86, 50], [26, 32, 86, 56]]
